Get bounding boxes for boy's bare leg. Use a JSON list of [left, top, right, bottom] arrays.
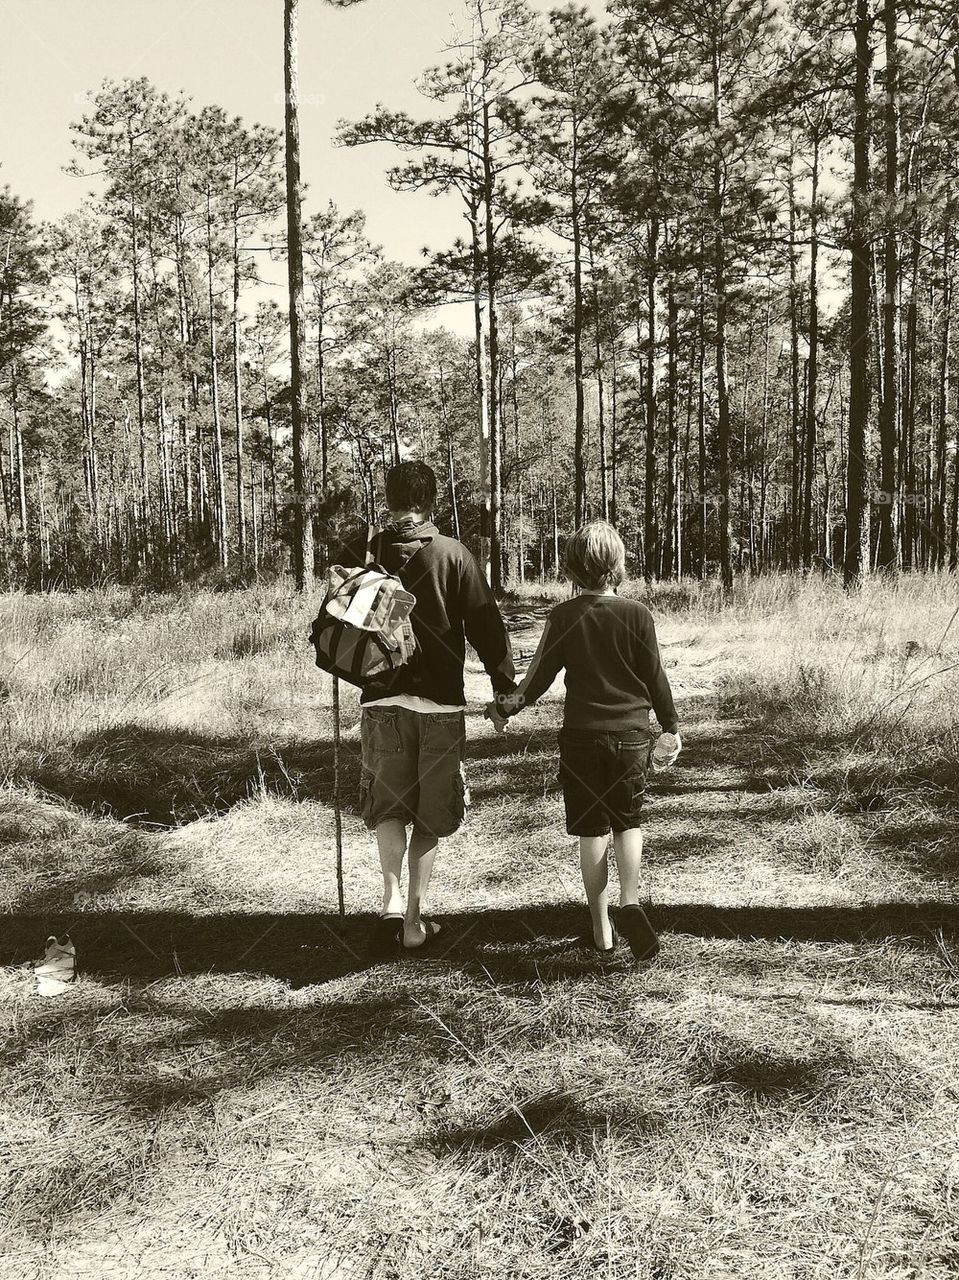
[[579, 835, 614, 950], [375, 819, 408, 917], [612, 827, 644, 906], [403, 829, 439, 947]]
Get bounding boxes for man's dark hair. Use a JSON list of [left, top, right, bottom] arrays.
[[385, 461, 437, 514]]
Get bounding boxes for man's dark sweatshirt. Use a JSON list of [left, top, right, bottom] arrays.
[[498, 593, 678, 733], [336, 521, 515, 707]]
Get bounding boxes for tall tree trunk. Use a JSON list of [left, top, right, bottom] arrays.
[[508, 322, 526, 578], [571, 140, 586, 527], [386, 333, 401, 467], [147, 221, 173, 578], [551, 474, 559, 576], [447, 430, 460, 540], [470, 209, 491, 581], [934, 227, 951, 568], [74, 269, 98, 529], [682, 326, 695, 575], [610, 338, 618, 526], [436, 358, 460, 541], [759, 290, 772, 571], [251, 464, 260, 567], [950, 429, 959, 571], [663, 274, 679, 578], [284, 0, 314, 589], [88, 337, 102, 544], [594, 306, 608, 521], [587, 238, 608, 522], [36, 451, 48, 580], [712, 43, 733, 595], [645, 214, 659, 580], [317, 284, 328, 490], [12, 373, 27, 539], [481, 102, 503, 589], [0, 392, 11, 525], [262, 357, 278, 535], [844, 0, 873, 589], [787, 150, 802, 569], [127, 129, 148, 569], [174, 211, 194, 541], [877, 0, 899, 569], [232, 196, 247, 569], [206, 193, 228, 569], [803, 131, 821, 570], [697, 269, 708, 579], [904, 226, 922, 569]]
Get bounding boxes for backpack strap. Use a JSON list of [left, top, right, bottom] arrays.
[[363, 524, 381, 567], [366, 523, 434, 575]]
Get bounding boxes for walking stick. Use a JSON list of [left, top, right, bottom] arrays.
[[332, 673, 345, 920]]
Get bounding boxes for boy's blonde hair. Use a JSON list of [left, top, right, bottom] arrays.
[[563, 520, 626, 591]]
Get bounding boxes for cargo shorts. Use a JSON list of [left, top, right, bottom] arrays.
[[359, 706, 468, 838], [558, 726, 655, 837]]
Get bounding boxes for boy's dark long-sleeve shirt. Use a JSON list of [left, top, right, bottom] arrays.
[[502, 594, 678, 733], [335, 522, 515, 706]]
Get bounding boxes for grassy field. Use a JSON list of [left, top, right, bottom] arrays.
[[1, 574, 958, 1279]]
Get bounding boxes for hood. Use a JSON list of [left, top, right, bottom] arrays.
[[382, 518, 439, 542]]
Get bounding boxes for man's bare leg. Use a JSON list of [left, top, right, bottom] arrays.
[[579, 835, 614, 950], [403, 828, 439, 948], [375, 818, 408, 917]]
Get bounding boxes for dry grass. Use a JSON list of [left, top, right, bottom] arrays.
[[1, 574, 958, 1279]]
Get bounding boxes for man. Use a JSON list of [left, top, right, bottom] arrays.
[[336, 461, 515, 951]]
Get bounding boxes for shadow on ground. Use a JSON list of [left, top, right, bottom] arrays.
[[8, 725, 359, 827], [2, 901, 957, 985], [6, 712, 774, 829]]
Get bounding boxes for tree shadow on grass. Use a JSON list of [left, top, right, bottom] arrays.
[[721, 720, 959, 810], [8, 725, 363, 828], [8, 717, 778, 830], [426, 1090, 669, 1153], [2, 900, 957, 987], [700, 1047, 851, 1098], [428, 1039, 866, 1158], [857, 814, 959, 882], [648, 832, 733, 864]]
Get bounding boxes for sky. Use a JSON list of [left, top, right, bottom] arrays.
[[0, 0, 590, 336]]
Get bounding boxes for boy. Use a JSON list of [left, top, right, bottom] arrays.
[[486, 521, 680, 960]]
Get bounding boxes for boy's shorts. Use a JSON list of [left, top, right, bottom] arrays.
[[558, 726, 655, 837], [359, 706, 467, 838]]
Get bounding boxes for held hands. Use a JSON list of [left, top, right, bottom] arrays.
[[651, 730, 682, 769], [484, 691, 521, 736], [483, 701, 508, 735]]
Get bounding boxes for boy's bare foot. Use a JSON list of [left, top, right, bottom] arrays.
[[582, 919, 617, 954], [616, 905, 660, 962]]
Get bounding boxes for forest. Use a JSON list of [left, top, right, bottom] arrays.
[[1, 0, 958, 592]]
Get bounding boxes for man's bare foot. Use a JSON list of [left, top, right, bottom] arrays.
[[402, 920, 442, 950]]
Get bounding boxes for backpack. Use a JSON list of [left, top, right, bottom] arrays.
[[309, 525, 428, 687]]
